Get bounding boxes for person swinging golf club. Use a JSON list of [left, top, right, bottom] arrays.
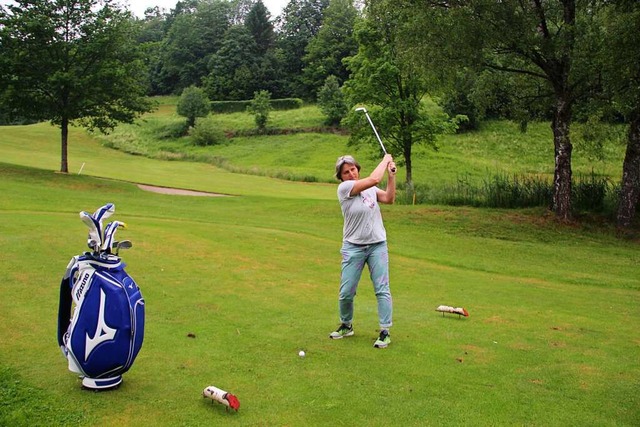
[[330, 154, 396, 348]]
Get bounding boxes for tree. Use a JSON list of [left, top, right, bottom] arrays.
[[597, 1, 640, 228], [317, 75, 347, 126], [158, 0, 231, 94], [343, 0, 458, 188], [276, 0, 329, 98], [203, 25, 259, 100], [0, 0, 153, 173], [302, 0, 359, 99], [230, 0, 258, 25], [177, 86, 210, 128], [245, 1, 275, 56], [418, 0, 584, 221], [247, 90, 272, 132]]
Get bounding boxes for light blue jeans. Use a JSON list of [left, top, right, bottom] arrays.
[[338, 241, 393, 329]]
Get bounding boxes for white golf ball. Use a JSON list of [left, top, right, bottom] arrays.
[[298, 350, 305, 357]]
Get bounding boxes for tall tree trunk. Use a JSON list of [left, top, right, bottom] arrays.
[[551, 95, 573, 221], [616, 111, 640, 228], [60, 117, 69, 173]]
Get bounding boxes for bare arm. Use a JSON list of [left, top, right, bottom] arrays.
[[376, 160, 396, 204], [349, 154, 394, 196]]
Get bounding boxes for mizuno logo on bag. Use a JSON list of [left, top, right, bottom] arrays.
[[85, 289, 117, 361], [75, 272, 91, 301]]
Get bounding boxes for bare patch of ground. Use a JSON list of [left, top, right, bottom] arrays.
[[137, 184, 230, 197]]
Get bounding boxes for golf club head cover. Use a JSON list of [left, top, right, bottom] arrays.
[[203, 385, 240, 411], [92, 203, 115, 232], [79, 203, 115, 252], [101, 221, 127, 253], [80, 211, 102, 251], [436, 305, 469, 317]]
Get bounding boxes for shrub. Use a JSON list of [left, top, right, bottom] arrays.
[[177, 86, 210, 129], [270, 98, 303, 110], [189, 117, 226, 146], [211, 100, 253, 113], [210, 98, 303, 113], [247, 90, 272, 132], [572, 172, 612, 213]]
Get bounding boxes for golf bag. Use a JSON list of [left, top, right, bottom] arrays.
[[57, 203, 145, 390]]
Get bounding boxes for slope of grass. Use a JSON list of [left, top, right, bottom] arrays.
[[0, 122, 336, 200], [102, 99, 626, 187], [2, 99, 625, 194]]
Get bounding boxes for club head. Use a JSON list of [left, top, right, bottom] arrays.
[[114, 240, 132, 256], [87, 239, 100, 252], [355, 107, 367, 113], [116, 240, 132, 250]]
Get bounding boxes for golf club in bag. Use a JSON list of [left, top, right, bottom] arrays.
[[57, 203, 145, 390]]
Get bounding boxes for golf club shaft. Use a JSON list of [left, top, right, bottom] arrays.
[[357, 108, 396, 173], [362, 111, 387, 154]]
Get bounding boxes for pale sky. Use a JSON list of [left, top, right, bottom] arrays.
[[124, 0, 289, 18]]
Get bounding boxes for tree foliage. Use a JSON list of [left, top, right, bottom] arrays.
[[276, 0, 329, 98], [302, 0, 358, 99], [0, 0, 153, 173], [247, 90, 272, 131], [156, 0, 231, 94], [317, 75, 348, 126], [245, 0, 275, 56], [177, 86, 210, 128], [343, 0, 457, 187], [203, 25, 259, 100], [411, 0, 592, 221]]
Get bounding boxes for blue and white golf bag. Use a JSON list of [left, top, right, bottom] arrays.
[[57, 203, 145, 390]]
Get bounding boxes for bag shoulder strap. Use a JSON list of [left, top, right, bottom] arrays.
[[57, 256, 81, 347]]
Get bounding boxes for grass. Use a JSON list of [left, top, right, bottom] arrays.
[[96, 101, 627, 213], [0, 102, 638, 426]]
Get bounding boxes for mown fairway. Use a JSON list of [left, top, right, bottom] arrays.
[[0, 112, 638, 426]]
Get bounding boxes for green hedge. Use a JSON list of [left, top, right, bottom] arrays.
[[211, 98, 303, 113]]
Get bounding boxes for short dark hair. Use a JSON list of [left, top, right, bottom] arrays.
[[335, 155, 360, 180]]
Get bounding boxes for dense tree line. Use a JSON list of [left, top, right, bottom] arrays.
[[137, 0, 333, 100], [1, 0, 638, 227]]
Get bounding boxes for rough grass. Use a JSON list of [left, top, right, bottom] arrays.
[[0, 159, 638, 426]]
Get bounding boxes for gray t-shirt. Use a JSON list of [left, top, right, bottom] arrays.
[[338, 180, 387, 244]]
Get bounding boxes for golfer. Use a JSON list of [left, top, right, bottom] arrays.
[[329, 154, 396, 348]]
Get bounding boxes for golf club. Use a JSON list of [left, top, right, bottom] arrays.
[[114, 240, 132, 256], [355, 107, 396, 172]]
